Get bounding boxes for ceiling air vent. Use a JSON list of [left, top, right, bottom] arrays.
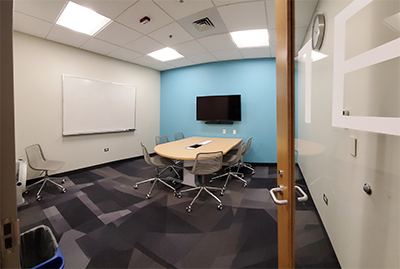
[[192, 17, 215, 32]]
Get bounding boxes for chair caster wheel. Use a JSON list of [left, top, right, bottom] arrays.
[[62, 178, 66, 183], [209, 179, 213, 183], [252, 171, 255, 175], [217, 204, 223, 210], [243, 182, 248, 188], [133, 184, 138, 189], [145, 194, 151, 199], [36, 196, 42, 202], [24, 190, 29, 195], [174, 192, 182, 199], [61, 188, 67, 193], [186, 206, 192, 213], [220, 191, 224, 196]]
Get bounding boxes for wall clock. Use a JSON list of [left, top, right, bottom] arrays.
[[312, 14, 326, 51]]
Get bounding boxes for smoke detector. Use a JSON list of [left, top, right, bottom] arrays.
[[140, 16, 150, 25]]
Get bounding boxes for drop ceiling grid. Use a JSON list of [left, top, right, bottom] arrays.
[[12, 0, 319, 71]]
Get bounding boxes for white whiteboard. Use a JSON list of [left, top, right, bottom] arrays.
[[62, 75, 136, 136]]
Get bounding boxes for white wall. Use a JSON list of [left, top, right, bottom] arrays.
[[297, 0, 399, 268], [13, 32, 161, 179]]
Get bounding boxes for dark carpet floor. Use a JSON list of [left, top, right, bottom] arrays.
[[18, 158, 340, 269]]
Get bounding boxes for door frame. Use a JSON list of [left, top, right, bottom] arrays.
[[275, 0, 296, 267]]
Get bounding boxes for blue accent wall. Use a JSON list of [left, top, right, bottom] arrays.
[[160, 58, 277, 163]]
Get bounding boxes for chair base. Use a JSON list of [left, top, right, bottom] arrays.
[[133, 177, 176, 199], [158, 165, 181, 178], [211, 170, 248, 194], [24, 176, 67, 202], [177, 186, 223, 213], [233, 162, 255, 175]]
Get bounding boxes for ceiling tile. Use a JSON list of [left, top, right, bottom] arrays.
[[13, 12, 53, 39], [73, 0, 138, 19], [95, 22, 143, 46], [187, 52, 217, 64], [14, 0, 67, 23], [171, 40, 208, 57], [124, 36, 164, 54], [154, 0, 214, 20], [217, 1, 268, 32], [80, 38, 120, 55], [129, 55, 161, 67], [149, 62, 175, 71], [115, 0, 174, 35], [265, 0, 275, 29], [197, 33, 236, 52], [47, 25, 91, 48], [240, 47, 271, 59], [212, 0, 254, 7], [107, 48, 142, 61], [168, 58, 196, 68], [148, 22, 194, 47], [211, 49, 243, 61]]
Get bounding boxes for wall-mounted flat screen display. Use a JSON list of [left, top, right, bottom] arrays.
[[196, 95, 241, 123]]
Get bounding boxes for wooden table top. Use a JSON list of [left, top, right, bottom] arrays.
[[154, 136, 243, 161]]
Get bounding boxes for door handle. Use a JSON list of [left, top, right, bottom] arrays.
[[295, 185, 308, 202], [269, 185, 288, 205], [270, 185, 309, 205]]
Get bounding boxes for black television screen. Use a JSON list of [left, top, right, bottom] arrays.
[[196, 95, 241, 123]]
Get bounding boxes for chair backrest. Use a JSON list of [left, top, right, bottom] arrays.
[[242, 137, 253, 155], [174, 132, 185, 141], [190, 151, 223, 176], [25, 144, 47, 170], [141, 143, 155, 167], [230, 141, 244, 164], [155, 135, 169, 145]]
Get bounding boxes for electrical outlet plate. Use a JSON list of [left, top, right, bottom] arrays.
[[233, 130, 236, 135], [223, 129, 226, 134], [350, 136, 357, 157]]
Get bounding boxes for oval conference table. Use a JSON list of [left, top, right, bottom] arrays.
[[154, 136, 242, 187]]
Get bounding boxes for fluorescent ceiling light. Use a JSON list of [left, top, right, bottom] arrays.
[[56, 1, 112, 36], [230, 29, 269, 48], [148, 47, 184, 62]]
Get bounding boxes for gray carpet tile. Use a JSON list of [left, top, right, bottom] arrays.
[[18, 159, 340, 269]]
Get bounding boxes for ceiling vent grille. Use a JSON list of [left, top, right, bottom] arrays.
[[192, 17, 215, 32]]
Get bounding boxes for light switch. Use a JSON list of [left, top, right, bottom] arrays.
[[223, 129, 226, 134], [350, 136, 357, 157], [233, 130, 236, 135]]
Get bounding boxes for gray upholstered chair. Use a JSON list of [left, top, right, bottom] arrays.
[[155, 135, 169, 145], [24, 144, 67, 201], [174, 132, 185, 141], [236, 137, 255, 175], [177, 151, 223, 213], [211, 142, 247, 194], [134, 143, 178, 199]]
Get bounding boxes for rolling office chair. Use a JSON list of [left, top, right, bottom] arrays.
[[155, 135, 181, 177], [211, 142, 247, 195], [155, 135, 169, 145], [174, 132, 185, 141], [134, 143, 178, 199], [24, 144, 67, 201], [234, 137, 255, 175], [176, 151, 224, 213]]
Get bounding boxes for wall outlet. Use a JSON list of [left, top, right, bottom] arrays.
[[233, 130, 236, 135], [104, 148, 109, 152], [223, 129, 226, 134]]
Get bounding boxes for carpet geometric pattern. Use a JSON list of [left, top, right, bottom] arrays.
[[18, 158, 340, 268]]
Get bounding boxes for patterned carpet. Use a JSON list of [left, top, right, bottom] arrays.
[[18, 158, 340, 268]]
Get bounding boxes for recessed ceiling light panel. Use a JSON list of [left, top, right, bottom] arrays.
[[148, 47, 184, 62], [230, 29, 269, 48], [56, 1, 112, 36]]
